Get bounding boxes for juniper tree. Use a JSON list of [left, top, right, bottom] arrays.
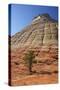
[[24, 50, 35, 74]]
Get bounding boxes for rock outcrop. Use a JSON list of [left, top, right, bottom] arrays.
[[11, 13, 58, 50], [10, 13, 58, 85]]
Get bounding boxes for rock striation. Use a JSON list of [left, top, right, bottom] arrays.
[[11, 13, 58, 50], [10, 13, 58, 85]]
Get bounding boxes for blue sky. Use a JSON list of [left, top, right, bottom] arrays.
[[9, 4, 58, 36]]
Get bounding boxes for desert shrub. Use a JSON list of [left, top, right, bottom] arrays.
[[23, 50, 35, 74]]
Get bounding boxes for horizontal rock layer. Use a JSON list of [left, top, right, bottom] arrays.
[[10, 14, 58, 85]]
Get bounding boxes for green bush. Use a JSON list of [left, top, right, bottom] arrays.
[[23, 50, 35, 74]]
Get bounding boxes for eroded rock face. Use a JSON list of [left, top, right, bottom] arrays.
[[11, 13, 58, 49], [10, 14, 58, 85]]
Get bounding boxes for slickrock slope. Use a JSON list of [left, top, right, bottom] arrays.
[[10, 13, 58, 86]]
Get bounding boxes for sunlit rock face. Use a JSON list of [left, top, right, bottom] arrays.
[[10, 14, 58, 85], [11, 13, 58, 50]]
